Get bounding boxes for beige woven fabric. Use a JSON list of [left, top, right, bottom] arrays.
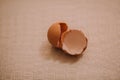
[[0, 0, 120, 80]]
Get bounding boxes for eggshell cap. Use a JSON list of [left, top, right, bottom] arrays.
[[47, 22, 68, 48]]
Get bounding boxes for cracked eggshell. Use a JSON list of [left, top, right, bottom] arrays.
[[61, 30, 88, 55], [47, 22, 68, 48]]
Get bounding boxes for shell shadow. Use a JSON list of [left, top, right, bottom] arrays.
[[40, 42, 84, 64]]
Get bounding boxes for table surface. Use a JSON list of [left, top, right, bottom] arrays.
[[0, 0, 120, 80]]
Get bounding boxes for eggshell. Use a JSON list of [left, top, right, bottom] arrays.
[[61, 30, 87, 55], [47, 22, 88, 56], [47, 22, 68, 48]]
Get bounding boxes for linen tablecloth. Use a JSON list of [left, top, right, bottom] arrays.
[[0, 0, 120, 80]]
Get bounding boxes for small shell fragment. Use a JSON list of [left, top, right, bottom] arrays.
[[47, 22, 87, 55]]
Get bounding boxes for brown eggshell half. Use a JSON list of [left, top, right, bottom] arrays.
[[61, 30, 88, 55], [47, 22, 68, 48]]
